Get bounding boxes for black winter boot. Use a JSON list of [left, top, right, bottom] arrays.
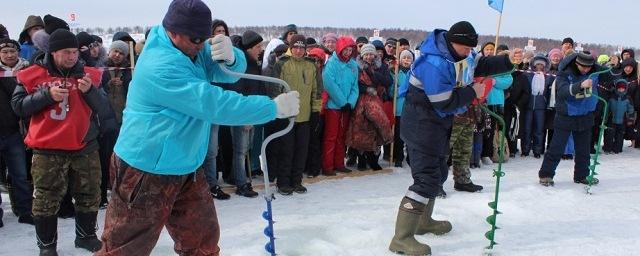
[[365, 152, 383, 171], [357, 153, 368, 171], [74, 211, 102, 252], [34, 215, 58, 256]]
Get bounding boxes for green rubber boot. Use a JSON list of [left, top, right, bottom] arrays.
[[415, 198, 452, 235], [389, 197, 431, 256]]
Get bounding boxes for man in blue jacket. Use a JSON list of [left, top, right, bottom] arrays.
[[97, 1, 300, 255], [389, 21, 518, 255], [538, 52, 607, 186]]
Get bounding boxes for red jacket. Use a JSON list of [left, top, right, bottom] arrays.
[[16, 63, 103, 151]]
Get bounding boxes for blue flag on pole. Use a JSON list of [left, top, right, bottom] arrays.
[[488, 0, 504, 13]]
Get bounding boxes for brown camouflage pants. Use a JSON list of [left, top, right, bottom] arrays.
[[96, 155, 220, 256], [31, 151, 101, 216], [450, 119, 474, 184]]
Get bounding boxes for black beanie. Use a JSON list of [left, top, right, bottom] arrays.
[[306, 37, 317, 47], [241, 30, 263, 50], [49, 29, 78, 52], [43, 15, 70, 35], [76, 32, 94, 48], [399, 38, 410, 46], [162, 0, 212, 39], [562, 37, 574, 46], [446, 21, 478, 47], [356, 36, 368, 44]]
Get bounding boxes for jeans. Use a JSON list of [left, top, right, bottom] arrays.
[[230, 126, 253, 187], [0, 132, 32, 216], [250, 125, 263, 172], [204, 125, 219, 187]]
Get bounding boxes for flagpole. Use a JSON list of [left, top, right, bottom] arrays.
[[493, 12, 503, 52]]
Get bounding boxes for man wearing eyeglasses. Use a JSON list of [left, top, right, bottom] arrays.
[[389, 21, 518, 255], [97, 0, 300, 255]]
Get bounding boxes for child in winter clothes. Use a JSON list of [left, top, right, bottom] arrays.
[[604, 80, 635, 153], [388, 50, 413, 167]]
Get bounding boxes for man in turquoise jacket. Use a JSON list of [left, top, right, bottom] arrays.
[[97, 1, 300, 255]]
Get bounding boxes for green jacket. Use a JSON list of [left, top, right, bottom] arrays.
[[274, 56, 320, 122]]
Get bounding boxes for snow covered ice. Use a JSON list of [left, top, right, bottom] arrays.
[[2, 145, 639, 255]]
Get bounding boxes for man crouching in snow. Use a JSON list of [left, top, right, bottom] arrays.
[[96, 0, 300, 255], [389, 21, 520, 255]]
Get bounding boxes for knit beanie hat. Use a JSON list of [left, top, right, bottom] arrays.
[[445, 21, 478, 47], [359, 43, 376, 57], [76, 32, 95, 48], [562, 37, 574, 46], [162, 0, 213, 39], [49, 29, 78, 52], [241, 30, 263, 50], [92, 35, 103, 44], [0, 24, 8, 39], [110, 40, 130, 56], [356, 36, 368, 44], [322, 33, 338, 43], [575, 52, 595, 66], [43, 14, 69, 35], [281, 24, 298, 41], [289, 34, 306, 49], [400, 50, 414, 60], [399, 38, 410, 47], [0, 38, 20, 51], [371, 40, 385, 51], [548, 48, 563, 59], [305, 37, 317, 48]]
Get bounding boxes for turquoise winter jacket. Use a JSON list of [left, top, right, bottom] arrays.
[[114, 26, 277, 175], [486, 74, 514, 106], [322, 52, 359, 110]]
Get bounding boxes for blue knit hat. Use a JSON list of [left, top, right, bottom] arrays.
[[162, 0, 212, 39]]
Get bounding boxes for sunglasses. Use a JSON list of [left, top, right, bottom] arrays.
[[89, 42, 101, 49], [190, 37, 207, 44], [451, 33, 479, 40]]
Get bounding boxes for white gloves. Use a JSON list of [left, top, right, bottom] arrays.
[[274, 91, 300, 118], [210, 34, 235, 65]]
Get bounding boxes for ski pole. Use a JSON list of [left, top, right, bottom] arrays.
[[218, 64, 295, 256]]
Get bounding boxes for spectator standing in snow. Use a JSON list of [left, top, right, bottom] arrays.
[[321, 36, 358, 176], [18, 15, 44, 60], [12, 29, 116, 255], [97, 40, 132, 207], [96, 0, 300, 254], [267, 34, 319, 195], [0, 38, 34, 226]]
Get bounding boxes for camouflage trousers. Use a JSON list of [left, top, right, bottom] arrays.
[[97, 155, 220, 256], [450, 120, 474, 184], [31, 151, 101, 216]]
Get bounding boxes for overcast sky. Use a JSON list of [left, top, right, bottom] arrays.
[[2, 0, 638, 48]]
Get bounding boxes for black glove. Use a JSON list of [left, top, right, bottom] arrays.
[[341, 104, 352, 111]]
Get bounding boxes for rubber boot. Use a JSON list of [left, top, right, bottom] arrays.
[[74, 211, 103, 252], [415, 198, 452, 235], [34, 215, 58, 256], [389, 197, 431, 255]]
